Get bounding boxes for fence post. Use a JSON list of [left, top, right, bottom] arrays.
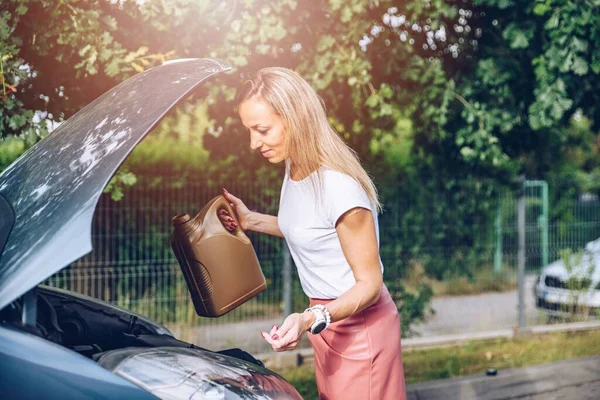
[[541, 180, 549, 268], [282, 244, 292, 317], [494, 202, 503, 274], [517, 174, 526, 329]]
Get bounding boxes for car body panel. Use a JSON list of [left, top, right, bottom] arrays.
[[0, 58, 231, 311], [534, 238, 600, 312], [0, 325, 158, 399], [98, 347, 303, 399]]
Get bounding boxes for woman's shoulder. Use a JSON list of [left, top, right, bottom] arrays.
[[320, 167, 367, 198], [320, 166, 360, 186]]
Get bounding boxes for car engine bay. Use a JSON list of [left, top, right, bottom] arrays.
[[0, 285, 264, 367]]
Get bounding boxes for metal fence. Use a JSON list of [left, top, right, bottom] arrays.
[[44, 178, 600, 352]]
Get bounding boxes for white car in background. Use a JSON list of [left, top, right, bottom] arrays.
[[534, 238, 600, 316]]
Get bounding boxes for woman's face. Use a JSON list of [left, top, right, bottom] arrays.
[[238, 97, 287, 164]]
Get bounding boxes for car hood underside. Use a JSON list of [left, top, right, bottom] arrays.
[[0, 58, 230, 310]]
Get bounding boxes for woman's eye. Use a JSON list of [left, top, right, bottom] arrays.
[[257, 129, 268, 134]]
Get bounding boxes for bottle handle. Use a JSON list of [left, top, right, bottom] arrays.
[[212, 195, 247, 239]]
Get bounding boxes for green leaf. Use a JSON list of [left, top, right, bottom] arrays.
[[365, 94, 379, 108], [497, 0, 514, 9], [379, 83, 393, 99], [572, 56, 589, 75], [572, 37, 588, 53], [509, 30, 529, 49], [16, 5, 28, 15], [105, 59, 121, 77], [502, 23, 535, 49], [101, 16, 118, 31], [545, 13, 559, 30], [109, 186, 123, 201], [380, 103, 393, 116], [340, 6, 352, 23], [79, 44, 92, 56], [316, 36, 335, 52], [560, 52, 574, 72], [533, 3, 550, 16], [329, 0, 343, 11], [120, 172, 137, 186], [229, 55, 248, 66], [460, 147, 476, 159], [591, 58, 600, 74]]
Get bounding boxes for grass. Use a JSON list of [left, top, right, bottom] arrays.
[[278, 330, 600, 400], [402, 263, 517, 296]]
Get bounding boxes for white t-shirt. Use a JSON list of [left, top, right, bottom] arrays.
[[277, 164, 384, 299]]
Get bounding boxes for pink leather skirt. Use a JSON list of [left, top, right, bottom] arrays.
[[307, 284, 406, 400]]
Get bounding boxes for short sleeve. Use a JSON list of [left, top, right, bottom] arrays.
[[322, 169, 372, 227]]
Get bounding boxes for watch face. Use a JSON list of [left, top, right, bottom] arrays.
[[312, 321, 327, 334]]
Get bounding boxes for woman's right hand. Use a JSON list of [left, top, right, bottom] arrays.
[[219, 188, 252, 232]]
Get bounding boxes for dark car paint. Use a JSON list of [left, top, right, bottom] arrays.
[[0, 193, 14, 259], [0, 58, 230, 311], [0, 325, 158, 400]]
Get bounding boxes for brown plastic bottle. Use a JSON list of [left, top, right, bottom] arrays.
[[170, 195, 266, 317]]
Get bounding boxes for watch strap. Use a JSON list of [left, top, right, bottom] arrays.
[[305, 305, 331, 334]]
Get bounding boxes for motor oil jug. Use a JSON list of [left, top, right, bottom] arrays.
[[170, 195, 266, 317]]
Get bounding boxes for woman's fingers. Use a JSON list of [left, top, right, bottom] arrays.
[[217, 206, 238, 231], [261, 331, 279, 349], [269, 324, 279, 338], [261, 329, 293, 352], [218, 210, 236, 223], [273, 314, 297, 340], [223, 188, 241, 206], [219, 217, 237, 231], [261, 315, 305, 352], [280, 340, 300, 351], [277, 326, 300, 348]]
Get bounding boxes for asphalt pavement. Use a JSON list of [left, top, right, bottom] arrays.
[[412, 275, 539, 337], [406, 355, 600, 400]]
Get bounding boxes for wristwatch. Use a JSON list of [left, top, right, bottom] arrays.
[[305, 304, 331, 334]]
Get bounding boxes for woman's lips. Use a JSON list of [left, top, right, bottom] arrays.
[[261, 150, 273, 157]]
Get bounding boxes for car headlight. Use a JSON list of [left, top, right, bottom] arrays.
[[97, 347, 302, 400]]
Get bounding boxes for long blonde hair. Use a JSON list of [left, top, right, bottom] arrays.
[[237, 67, 382, 213]]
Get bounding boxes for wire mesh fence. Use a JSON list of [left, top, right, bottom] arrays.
[[43, 178, 600, 352]]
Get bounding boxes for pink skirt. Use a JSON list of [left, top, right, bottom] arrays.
[[307, 284, 406, 400]]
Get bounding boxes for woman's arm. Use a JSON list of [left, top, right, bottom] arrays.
[[301, 206, 383, 327], [262, 206, 383, 351], [221, 189, 283, 238], [247, 212, 284, 238]]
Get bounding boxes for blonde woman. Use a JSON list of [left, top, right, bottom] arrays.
[[219, 67, 406, 399]]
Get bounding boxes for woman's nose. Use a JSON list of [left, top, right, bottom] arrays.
[[250, 132, 262, 150]]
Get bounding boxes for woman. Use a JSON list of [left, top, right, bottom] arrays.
[[219, 67, 406, 399]]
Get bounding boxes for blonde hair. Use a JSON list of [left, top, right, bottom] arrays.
[[237, 67, 382, 213]]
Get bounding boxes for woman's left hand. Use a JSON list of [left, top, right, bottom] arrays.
[[261, 313, 309, 352]]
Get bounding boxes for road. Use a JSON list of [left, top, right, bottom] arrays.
[[412, 275, 539, 337], [406, 355, 600, 400], [522, 380, 600, 400]]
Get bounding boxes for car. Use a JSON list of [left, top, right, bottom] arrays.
[[534, 237, 600, 317], [0, 58, 302, 400]]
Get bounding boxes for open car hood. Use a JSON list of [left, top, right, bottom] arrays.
[[0, 58, 231, 310]]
